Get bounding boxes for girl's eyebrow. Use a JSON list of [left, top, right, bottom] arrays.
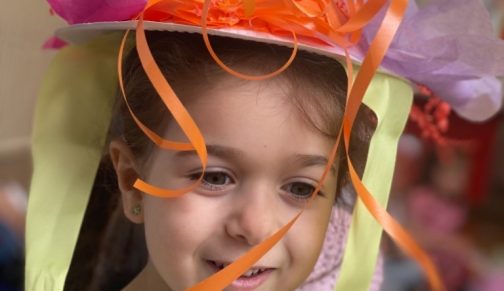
[[293, 154, 337, 176], [174, 144, 245, 161], [174, 145, 336, 175]]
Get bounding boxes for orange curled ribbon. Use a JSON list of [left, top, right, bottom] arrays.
[[118, 16, 207, 198], [117, 0, 445, 290]]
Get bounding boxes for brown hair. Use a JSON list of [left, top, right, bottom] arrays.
[[64, 31, 374, 290]]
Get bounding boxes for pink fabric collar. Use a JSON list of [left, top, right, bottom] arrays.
[[297, 204, 384, 291]]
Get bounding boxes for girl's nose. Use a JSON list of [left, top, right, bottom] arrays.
[[224, 185, 279, 246]]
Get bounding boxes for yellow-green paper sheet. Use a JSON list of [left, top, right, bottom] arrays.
[[26, 36, 120, 291], [335, 72, 413, 290]]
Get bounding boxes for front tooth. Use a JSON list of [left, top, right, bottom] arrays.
[[243, 270, 254, 277]]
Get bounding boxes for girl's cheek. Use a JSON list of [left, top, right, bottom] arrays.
[[292, 207, 333, 253], [144, 194, 223, 235]]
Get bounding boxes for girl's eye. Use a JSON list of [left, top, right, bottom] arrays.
[[282, 182, 317, 200], [202, 172, 233, 186], [188, 171, 235, 191]]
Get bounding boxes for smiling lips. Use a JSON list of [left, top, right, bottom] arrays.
[[207, 260, 276, 289]]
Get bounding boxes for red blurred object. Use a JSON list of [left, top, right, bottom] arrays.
[[407, 95, 502, 206], [465, 117, 500, 205]]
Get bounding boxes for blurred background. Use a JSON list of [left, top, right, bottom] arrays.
[[380, 1, 504, 290], [1, 1, 63, 290], [0, 1, 503, 291]]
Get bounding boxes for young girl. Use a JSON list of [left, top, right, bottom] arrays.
[[105, 31, 372, 291], [26, 0, 504, 290]]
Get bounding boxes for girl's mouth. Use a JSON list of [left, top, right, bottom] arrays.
[[206, 260, 275, 290]]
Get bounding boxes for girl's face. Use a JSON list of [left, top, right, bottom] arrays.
[[119, 77, 339, 291]]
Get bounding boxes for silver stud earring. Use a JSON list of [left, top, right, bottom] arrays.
[[132, 205, 142, 216]]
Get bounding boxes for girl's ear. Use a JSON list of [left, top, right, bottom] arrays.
[[109, 139, 144, 224]]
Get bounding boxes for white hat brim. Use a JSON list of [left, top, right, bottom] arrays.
[[57, 21, 361, 64]]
